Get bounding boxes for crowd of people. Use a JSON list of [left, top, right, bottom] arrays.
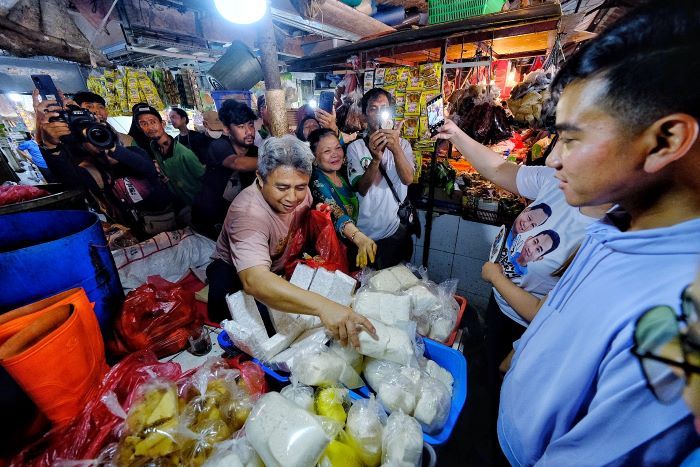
[[24, 0, 700, 463]]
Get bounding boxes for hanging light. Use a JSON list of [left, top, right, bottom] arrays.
[[215, 0, 267, 25]]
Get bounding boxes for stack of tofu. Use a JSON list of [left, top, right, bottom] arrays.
[[222, 265, 357, 363], [353, 265, 456, 343]]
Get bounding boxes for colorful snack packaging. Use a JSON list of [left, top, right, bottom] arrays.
[[384, 67, 399, 85], [402, 118, 420, 139], [404, 91, 422, 116], [406, 67, 423, 91]]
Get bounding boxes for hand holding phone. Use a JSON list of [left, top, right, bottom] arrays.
[[426, 94, 445, 136], [319, 91, 335, 113], [31, 74, 63, 107]]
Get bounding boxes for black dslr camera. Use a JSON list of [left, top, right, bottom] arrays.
[[31, 74, 117, 150], [52, 104, 117, 150]]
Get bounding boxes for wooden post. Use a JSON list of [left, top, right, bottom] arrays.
[[257, 7, 287, 137]]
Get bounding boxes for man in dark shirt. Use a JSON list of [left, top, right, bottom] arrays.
[[192, 100, 258, 239], [189, 111, 224, 164]]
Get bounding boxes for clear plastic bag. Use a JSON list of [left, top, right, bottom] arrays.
[[314, 386, 350, 426], [353, 288, 412, 326], [413, 376, 451, 434], [345, 395, 387, 467], [244, 392, 331, 467], [426, 279, 459, 343], [382, 411, 423, 467], [280, 383, 315, 412], [115, 379, 181, 465], [202, 435, 263, 467], [363, 359, 419, 415], [290, 344, 364, 389], [329, 340, 364, 373], [358, 319, 418, 367]]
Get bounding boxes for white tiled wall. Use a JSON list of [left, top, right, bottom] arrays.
[[411, 210, 501, 316]]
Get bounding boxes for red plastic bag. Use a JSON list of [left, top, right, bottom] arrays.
[[0, 185, 49, 207], [11, 351, 182, 466], [284, 206, 349, 278], [110, 276, 200, 358], [227, 354, 267, 397]]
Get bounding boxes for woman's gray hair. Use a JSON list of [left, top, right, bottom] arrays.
[[258, 135, 314, 180]]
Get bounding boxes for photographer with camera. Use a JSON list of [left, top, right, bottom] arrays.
[[73, 91, 134, 147], [34, 90, 176, 238]]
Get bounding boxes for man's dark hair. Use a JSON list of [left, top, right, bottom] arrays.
[[537, 229, 561, 256], [307, 128, 337, 154], [74, 91, 106, 107], [218, 99, 256, 127], [528, 203, 553, 219], [170, 107, 188, 123], [551, 0, 700, 132], [360, 88, 395, 115]]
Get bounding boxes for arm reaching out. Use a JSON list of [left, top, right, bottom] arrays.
[[435, 119, 521, 195]]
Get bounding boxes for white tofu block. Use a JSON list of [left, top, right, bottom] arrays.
[[327, 270, 357, 306], [291, 327, 328, 348], [245, 393, 329, 467], [382, 412, 423, 467], [309, 267, 336, 297], [226, 291, 266, 331], [268, 328, 328, 372], [413, 377, 451, 433], [426, 359, 454, 389], [338, 362, 364, 389], [428, 317, 453, 342], [294, 351, 344, 387], [386, 265, 421, 289], [260, 332, 300, 362], [269, 308, 313, 335], [329, 341, 364, 372], [353, 290, 384, 322], [359, 319, 414, 366], [378, 294, 411, 325], [368, 269, 403, 293], [399, 366, 422, 386], [289, 263, 316, 290], [416, 317, 431, 336], [280, 384, 315, 412], [406, 284, 440, 316], [378, 382, 416, 414]]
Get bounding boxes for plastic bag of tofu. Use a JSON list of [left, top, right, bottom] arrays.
[[427, 279, 460, 342], [202, 434, 263, 467], [382, 411, 424, 467], [360, 264, 423, 293], [244, 392, 332, 467], [290, 343, 364, 389], [353, 287, 412, 326], [358, 319, 420, 367], [363, 358, 421, 415], [345, 395, 387, 467], [413, 375, 451, 434], [280, 383, 315, 412]]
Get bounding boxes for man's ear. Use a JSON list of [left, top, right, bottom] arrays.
[[256, 171, 263, 185], [643, 113, 699, 173]]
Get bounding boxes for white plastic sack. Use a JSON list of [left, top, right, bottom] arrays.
[[358, 319, 417, 366], [413, 376, 451, 433], [111, 228, 215, 290], [280, 384, 315, 412]]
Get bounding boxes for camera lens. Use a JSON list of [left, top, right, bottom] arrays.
[[86, 124, 116, 149]]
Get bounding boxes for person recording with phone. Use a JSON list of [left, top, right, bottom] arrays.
[[33, 89, 175, 238], [346, 88, 416, 269]]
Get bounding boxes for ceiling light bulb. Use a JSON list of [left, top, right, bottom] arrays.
[[215, 0, 267, 25]]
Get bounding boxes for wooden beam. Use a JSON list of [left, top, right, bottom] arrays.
[[0, 15, 111, 66]]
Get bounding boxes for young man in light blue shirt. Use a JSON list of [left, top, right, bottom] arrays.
[[490, 0, 700, 464]]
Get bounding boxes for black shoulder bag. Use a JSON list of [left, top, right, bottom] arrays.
[[377, 160, 421, 238]]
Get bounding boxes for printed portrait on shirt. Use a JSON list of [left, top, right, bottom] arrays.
[[495, 202, 561, 279]]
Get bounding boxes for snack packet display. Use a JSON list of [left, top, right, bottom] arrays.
[[419, 63, 442, 90], [404, 91, 422, 116]]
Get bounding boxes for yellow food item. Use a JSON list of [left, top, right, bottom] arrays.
[[321, 439, 362, 467], [315, 387, 347, 426]]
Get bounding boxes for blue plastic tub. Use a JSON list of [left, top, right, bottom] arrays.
[[217, 331, 290, 383], [218, 330, 467, 444], [0, 210, 123, 335]]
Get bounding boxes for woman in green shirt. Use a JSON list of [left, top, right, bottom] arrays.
[[308, 128, 377, 269]]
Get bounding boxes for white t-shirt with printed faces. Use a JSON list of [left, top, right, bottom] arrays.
[[346, 138, 414, 241], [491, 166, 601, 326]]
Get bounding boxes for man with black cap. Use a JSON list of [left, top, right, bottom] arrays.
[[74, 91, 134, 147], [134, 103, 204, 220], [191, 99, 258, 239]]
